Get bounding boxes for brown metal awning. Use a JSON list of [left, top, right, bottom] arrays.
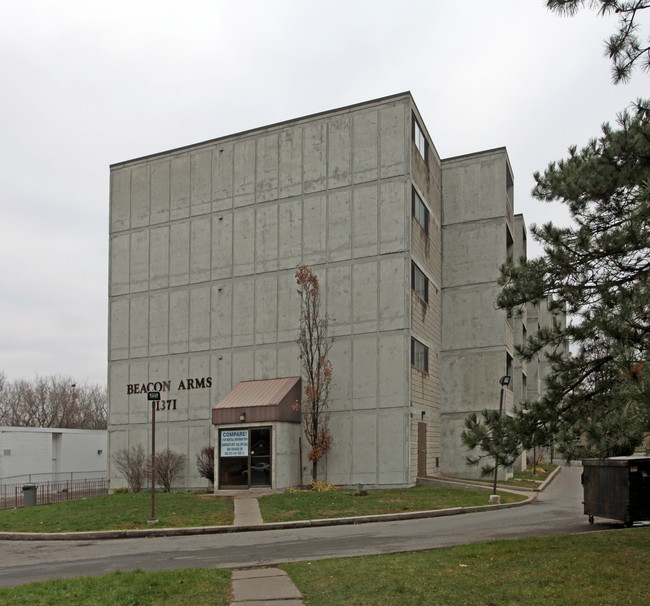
[[212, 377, 302, 425]]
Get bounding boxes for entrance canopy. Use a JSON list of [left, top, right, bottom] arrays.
[[212, 377, 302, 425]]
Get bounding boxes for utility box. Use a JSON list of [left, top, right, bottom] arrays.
[[582, 456, 650, 526], [22, 484, 37, 508]]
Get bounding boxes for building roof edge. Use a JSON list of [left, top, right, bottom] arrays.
[[110, 92, 414, 169]]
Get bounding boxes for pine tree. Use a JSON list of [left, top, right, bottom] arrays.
[[546, 1, 650, 83], [495, 101, 650, 459]]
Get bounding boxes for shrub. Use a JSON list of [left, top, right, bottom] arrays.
[[196, 446, 215, 484], [148, 448, 186, 492], [112, 444, 147, 492], [311, 479, 338, 492]]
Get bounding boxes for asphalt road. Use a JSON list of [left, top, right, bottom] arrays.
[[0, 465, 623, 588]]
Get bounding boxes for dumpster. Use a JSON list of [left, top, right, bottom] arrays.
[[22, 484, 37, 508], [582, 456, 650, 526]]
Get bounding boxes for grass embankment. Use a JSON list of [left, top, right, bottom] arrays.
[[461, 463, 558, 490], [1, 529, 647, 605], [0, 491, 233, 532], [501, 463, 558, 489], [258, 485, 526, 523]]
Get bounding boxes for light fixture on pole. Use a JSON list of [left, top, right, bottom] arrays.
[[492, 375, 511, 497]]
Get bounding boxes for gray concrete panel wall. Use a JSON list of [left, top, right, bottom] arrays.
[[440, 346, 510, 479], [441, 150, 510, 225], [353, 111, 378, 183], [441, 285, 508, 350], [441, 220, 504, 289], [109, 94, 417, 489], [440, 147, 517, 479]]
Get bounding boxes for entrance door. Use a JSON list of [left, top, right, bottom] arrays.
[[219, 427, 272, 488], [418, 422, 427, 478], [248, 428, 271, 487]]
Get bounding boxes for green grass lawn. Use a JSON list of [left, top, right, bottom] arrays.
[[460, 462, 559, 490], [258, 485, 526, 523], [1, 529, 647, 605], [0, 568, 232, 606], [283, 527, 650, 605], [0, 485, 526, 532], [0, 491, 234, 532]]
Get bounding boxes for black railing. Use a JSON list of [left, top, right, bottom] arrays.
[[0, 478, 109, 511]]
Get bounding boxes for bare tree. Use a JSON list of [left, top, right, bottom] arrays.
[[148, 448, 186, 492], [295, 265, 334, 484], [112, 445, 147, 492], [0, 373, 106, 429], [196, 446, 215, 485]]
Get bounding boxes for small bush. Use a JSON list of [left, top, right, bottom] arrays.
[[148, 448, 186, 492], [196, 446, 215, 484], [112, 444, 147, 492], [112, 486, 128, 494], [311, 479, 338, 492]]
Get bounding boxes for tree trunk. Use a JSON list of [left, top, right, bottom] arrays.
[[312, 460, 318, 484]]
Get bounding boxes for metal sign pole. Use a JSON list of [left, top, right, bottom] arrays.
[[148, 391, 160, 524]]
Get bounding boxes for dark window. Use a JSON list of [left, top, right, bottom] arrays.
[[411, 338, 429, 373], [413, 116, 428, 162], [411, 262, 428, 303], [412, 188, 429, 235]]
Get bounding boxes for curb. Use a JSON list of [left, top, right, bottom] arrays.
[[0, 493, 536, 541], [537, 465, 562, 492]]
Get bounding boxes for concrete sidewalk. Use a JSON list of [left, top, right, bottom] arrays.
[[231, 568, 304, 605], [234, 497, 264, 526], [231, 497, 305, 605]]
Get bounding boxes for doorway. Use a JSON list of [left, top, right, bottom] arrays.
[[219, 427, 271, 488], [417, 422, 427, 477]]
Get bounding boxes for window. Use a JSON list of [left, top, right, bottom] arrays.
[[506, 167, 514, 207], [412, 188, 429, 234], [411, 262, 428, 303], [411, 338, 429, 373], [413, 116, 428, 162]]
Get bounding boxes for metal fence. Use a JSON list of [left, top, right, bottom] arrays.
[[1, 470, 107, 485], [0, 477, 109, 511]]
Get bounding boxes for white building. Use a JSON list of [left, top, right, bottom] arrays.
[[108, 92, 552, 491], [0, 427, 107, 484]]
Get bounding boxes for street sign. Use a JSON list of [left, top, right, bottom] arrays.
[[147, 391, 161, 401]]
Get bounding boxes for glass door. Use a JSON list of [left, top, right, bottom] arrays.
[[248, 428, 271, 487], [219, 427, 271, 488]]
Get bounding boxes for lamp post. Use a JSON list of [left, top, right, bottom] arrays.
[[492, 375, 511, 496]]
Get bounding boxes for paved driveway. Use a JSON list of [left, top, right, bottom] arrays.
[[0, 465, 620, 587]]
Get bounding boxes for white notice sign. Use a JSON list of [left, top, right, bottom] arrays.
[[221, 430, 248, 457]]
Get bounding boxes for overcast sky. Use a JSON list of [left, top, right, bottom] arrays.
[[1, 0, 647, 386]]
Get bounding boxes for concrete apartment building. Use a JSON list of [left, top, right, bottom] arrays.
[[108, 92, 549, 490]]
